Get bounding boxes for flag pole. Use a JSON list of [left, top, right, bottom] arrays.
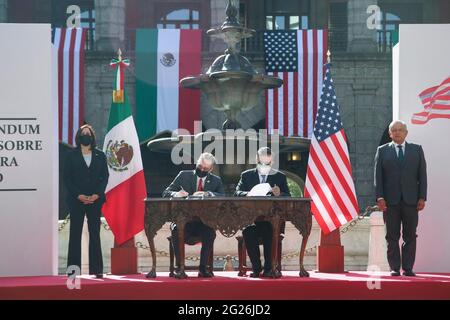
[[316, 53, 346, 273], [317, 228, 345, 273], [109, 48, 139, 275]]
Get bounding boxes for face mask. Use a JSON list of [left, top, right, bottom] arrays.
[[79, 134, 92, 147], [195, 167, 209, 178], [257, 163, 271, 176]]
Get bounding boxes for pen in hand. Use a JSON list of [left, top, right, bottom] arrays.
[[177, 185, 189, 198], [180, 185, 186, 198]]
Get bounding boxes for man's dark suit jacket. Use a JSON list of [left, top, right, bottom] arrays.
[[64, 148, 109, 206], [162, 170, 225, 198], [234, 168, 291, 197], [374, 142, 427, 206]]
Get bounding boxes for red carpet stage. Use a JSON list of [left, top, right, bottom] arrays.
[[1, 271, 450, 300]]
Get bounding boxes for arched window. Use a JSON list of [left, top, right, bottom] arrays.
[[125, 1, 210, 50], [157, 8, 200, 29], [78, 5, 95, 50], [375, 11, 401, 53], [376, 1, 423, 52], [51, 0, 95, 50], [264, 0, 309, 30]]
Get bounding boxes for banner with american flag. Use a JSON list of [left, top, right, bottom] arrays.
[[411, 76, 450, 125], [52, 28, 87, 146], [263, 30, 328, 138], [304, 64, 359, 234]]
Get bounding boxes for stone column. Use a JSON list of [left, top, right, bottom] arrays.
[[94, 0, 126, 52], [0, 0, 7, 23], [347, 0, 378, 52], [367, 211, 390, 271]]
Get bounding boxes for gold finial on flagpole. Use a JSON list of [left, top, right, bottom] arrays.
[[327, 50, 331, 64], [112, 48, 125, 103]]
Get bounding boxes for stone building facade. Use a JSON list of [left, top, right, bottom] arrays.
[[2, 0, 449, 211]]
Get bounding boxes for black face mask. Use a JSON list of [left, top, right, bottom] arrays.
[[79, 135, 93, 147], [195, 167, 209, 178]]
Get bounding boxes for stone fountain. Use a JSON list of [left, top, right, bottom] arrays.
[[180, 0, 282, 129], [146, 0, 310, 195]]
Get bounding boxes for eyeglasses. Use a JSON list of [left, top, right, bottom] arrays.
[[390, 128, 406, 133], [197, 164, 212, 171]]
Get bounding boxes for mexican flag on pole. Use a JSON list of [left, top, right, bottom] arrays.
[[102, 52, 147, 245]]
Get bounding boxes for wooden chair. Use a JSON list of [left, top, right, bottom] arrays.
[[236, 221, 285, 276], [167, 236, 214, 277]]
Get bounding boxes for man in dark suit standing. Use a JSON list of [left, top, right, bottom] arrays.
[[163, 153, 224, 278], [235, 147, 290, 278], [374, 120, 427, 277]]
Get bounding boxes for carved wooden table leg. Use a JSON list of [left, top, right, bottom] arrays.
[[175, 221, 188, 279], [145, 236, 157, 278], [237, 236, 246, 277], [270, 215, 282, 279], [299, 210, 312, 277], [299, 233, 310, 277]]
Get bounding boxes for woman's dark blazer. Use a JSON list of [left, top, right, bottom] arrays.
[[64, 148, 109, 207]]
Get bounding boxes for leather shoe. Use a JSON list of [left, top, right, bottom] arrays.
[[198, 270, 213, 278], [403, 270, 416, 277], [250, 269, 261, 278], [262, 270, 273, 278], [95, 274, 104, 279], [390, 270, 401, 276]]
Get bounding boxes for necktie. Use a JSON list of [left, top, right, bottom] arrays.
[[397, 145, 404, 162], [197, 178, 203, 191], [261, 175, 267, 183]]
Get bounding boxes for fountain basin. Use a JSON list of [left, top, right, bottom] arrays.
[[181, 71, 282, 114]]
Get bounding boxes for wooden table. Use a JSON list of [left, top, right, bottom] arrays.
[[144, 197, 312, 279]]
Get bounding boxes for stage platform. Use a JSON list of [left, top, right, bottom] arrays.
[[1, 271, 450, 300]]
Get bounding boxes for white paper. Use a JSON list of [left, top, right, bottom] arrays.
[[247, 183, 272, 196]]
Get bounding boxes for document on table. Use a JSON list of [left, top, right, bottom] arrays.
[[247, 183, 272, 196]]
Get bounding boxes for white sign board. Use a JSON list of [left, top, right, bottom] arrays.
[[0, 24, 58, 276], [393, 24, 450, 272]]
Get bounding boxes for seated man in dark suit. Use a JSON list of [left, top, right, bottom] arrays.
[[163, 152, 224, 278], [234, 147, 290, 277]]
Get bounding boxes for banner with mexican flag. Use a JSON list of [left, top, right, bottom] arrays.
[[102, 56, 147, 245], [135, 29, 202, 142]]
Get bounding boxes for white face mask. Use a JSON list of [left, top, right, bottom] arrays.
[[257, 163, 271, 176]]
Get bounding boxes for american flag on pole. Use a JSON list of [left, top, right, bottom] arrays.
[[411, 76, 450, 125], [263, 30, 328, 138], [52, 28, 87, 146], [304, 64, 359, 234]]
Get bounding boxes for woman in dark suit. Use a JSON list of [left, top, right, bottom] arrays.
[[64, 124, 109, 278]]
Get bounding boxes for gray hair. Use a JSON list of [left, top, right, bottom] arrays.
[[257, 147, 272, 157], [197, 152, 216, 166], [256, 147, 272, 163], [389, 120, 407, 132]]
